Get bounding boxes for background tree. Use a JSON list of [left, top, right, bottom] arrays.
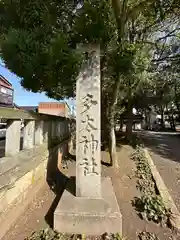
[[0, 0, 180, 166]]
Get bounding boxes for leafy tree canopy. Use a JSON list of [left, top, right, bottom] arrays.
[[1, 0, 179, 99], [0, 0, 116, 99]]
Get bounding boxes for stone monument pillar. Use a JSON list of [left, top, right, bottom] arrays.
[[76, 46, 101, 198], [54, 45, 122, 236]]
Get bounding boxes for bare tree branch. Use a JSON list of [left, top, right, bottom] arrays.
[[111, 0, 128, 45], [156, 27, 180, 41], [152, 55, 180, 63]]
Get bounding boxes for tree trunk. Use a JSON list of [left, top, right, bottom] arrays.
[[108, 0, 128, 167], [168, 114, 173, 130], [101, 113, 109, 150], [144, 108, 148, 130], [109, 108, 117, 167], [160, 107, 165, 129], [171, 114, 176, 131], [168, 113, 176, 131], [101, 46, 109, 150], [111, 0, 127, 43], [119, 118, 123, 131], [126, 102, 133, 141], [109, 119, 118, 168], [174, 84, 180, 122], [108, 77, 122, 167]]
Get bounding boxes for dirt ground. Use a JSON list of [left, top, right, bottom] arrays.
[[2, 143, 179, 240]]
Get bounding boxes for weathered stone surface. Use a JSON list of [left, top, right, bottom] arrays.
[[23, 120, 35, 149], [51, 121, 57, 139], [0, 144, 48, 194], [0, 139, 70, 214], [0, 174, 45, 240], [55, 45, 122, 236], [43, 121, 50, 143], [76, 45, 101, 198], [35, 121, 44, 145], [54, 177, 122, 235], [5, 120, 21, 156]]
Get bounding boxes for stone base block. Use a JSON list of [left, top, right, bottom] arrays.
[[54, 177, 122, 235]]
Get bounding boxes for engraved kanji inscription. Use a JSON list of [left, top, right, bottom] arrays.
[[80, 134, 98, 155], [91, 134, 98, 154], [80, 115, 97, 132], [80, 157, 98, 176], [76, 46, 101, 197], [81, 94, 98, 114]]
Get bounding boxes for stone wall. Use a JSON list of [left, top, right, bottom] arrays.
[[0, 137, 72, 239], [0, 108, 75, 213]]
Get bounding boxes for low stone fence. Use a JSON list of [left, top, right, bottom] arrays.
[[0, 107, 75, 235], [0, 107, 73, 156]]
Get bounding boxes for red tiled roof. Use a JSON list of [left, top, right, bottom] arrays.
[[38, 102, 66, 109]]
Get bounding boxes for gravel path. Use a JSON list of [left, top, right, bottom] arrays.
[[139, 130, 180, 212]]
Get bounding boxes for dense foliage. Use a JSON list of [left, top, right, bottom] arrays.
[[0, 0, 116, 99], [0, 0, 180, 164]]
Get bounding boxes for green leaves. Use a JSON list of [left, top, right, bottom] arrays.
[[0, 0, 179, 110], [0, 0, 118, 99], [73, 0, 116, 45], [1, 12, 82, 98], [132, 146, 170, 225], [138, 231, 160, 240], [0, 0, 81, 98], [134, 195, 169, 223], [25, 228, 123, 240]]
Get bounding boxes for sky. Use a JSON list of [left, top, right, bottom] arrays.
[[0, 59, 61, 106], [0, 59, 76, 114], [0, 60, 73, 109]]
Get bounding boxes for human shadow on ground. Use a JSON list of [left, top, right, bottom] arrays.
[[116, 131, 141, 149]]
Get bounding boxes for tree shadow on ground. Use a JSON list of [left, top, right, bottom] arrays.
[[100, 131, 140, 167], [101, 160, 111, 167], [116, 131, 141, 149], [138, 130, 180, 164]]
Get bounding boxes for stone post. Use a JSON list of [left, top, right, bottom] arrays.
[[43, 121, 52, 148], [55, 121, 59, 138], [23, 120, 35, 149], [57, 121, 64, 140], [76, 45, 101, 198], [34, 121, 44, 145], [5, 120, 21, 156], [54, 45, 122, 235], [51, 121, 56, 139], [43, 121, 49, 143]]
